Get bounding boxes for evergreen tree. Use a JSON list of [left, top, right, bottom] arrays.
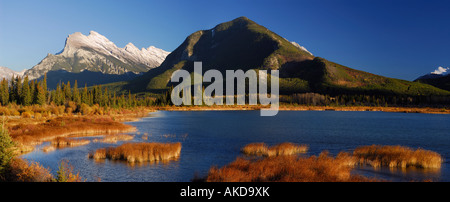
[[72, 80, 81, 105], [0, 120, 16, 178], [21, 76, 32, 106], [63, 81, 72, 102], [42, 73, 48, 103], [30, 80, 36, 103], [93, 85, 102, 105], [9, 76, 22, 104], [81, 84, 88, 104], [50, 90, 57, 105], [35, 82, 46, 105], [0, 79, 9, 106], [128, 91, 132, 108], [55, 83, 64, 105]]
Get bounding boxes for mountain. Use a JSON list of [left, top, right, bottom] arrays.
[[416, 66, 449, 80], [0, 66, 25, 80], [116, 17, 449, 96], [415, 67, 450, 91], [24, 31, 170, 81]]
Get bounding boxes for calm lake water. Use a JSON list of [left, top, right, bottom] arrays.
[[22, 110, 450, 182]]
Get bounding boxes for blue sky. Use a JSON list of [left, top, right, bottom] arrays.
[[0, 0, 449, 80]]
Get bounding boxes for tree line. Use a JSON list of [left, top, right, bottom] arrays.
[[0, 75, 157, 108], [282, 93, 450, 107], [2, 75, 449, 108]]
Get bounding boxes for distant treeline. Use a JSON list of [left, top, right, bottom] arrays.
[[1, 75, 449, 108], [0, 75, 157, 108], [281, 93, 450, 107]]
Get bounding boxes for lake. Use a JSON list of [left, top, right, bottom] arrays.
[[21, 110, 450, 182]]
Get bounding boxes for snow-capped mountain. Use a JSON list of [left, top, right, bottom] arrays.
[[0, 66, 26, 80], [416, 66, 450, 80], [431, 66, 450, 75], [24, 31, 170, 80], [415, 66, 450, 91]]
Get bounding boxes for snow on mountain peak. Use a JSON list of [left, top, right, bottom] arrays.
[[431, 66, 450, 75], [24, 31, 170, 80], [57, 30, 170, 67], [125, 42, 139, 51], [89, 30, 101, 36], [0, 66, 26, 80]]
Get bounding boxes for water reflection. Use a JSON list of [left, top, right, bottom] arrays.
[[92, 156, 181, 168], [355, 165, 442, 182]]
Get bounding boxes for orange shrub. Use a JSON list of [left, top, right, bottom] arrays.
[[79, 103, 92, 115], [55, 160, 84, 182], [0, 107, 10, 115], [8, 158, 53, 182], [34, 112, 42, 119], [21, 111, 33, 118]]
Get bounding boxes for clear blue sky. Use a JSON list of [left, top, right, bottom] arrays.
[[0, 0, 449, 80]]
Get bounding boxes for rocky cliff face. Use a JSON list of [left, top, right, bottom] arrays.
[[24, 31, 170, 80]]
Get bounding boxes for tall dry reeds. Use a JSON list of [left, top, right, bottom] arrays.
[[353, 145, 442, 169], [92, 134, 134, 143], [241, 142, 308, 157], [51, 137, 90, 148], [206, 152, 370, 182], [8, 116, 136, 148], [89, 142, 181, 163]]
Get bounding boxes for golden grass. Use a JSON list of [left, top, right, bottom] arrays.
[[2, 105, 154, 154], [89, 142, 182, 163], [241, 143, 268, 156], [0, 104, 154, 119], [241, 142, 308, 157], [93, 134, 134, 143], [42, 145, 56, 153], [206, 152, 371, 182], [353, 145, 443, 169], [8, 116, 136, 151], [51, 137, 90, 148]]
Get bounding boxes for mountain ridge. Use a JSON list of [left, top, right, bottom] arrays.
[[23, 31, 170, 80], [116, 16, 449, 97], [0, 66, 25, 80], [415, 66, 450, 91]]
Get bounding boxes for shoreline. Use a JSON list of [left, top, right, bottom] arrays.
[[10, 105, 449, 154], [10, 109, 154, 154], [155, 105, 450, 114]]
